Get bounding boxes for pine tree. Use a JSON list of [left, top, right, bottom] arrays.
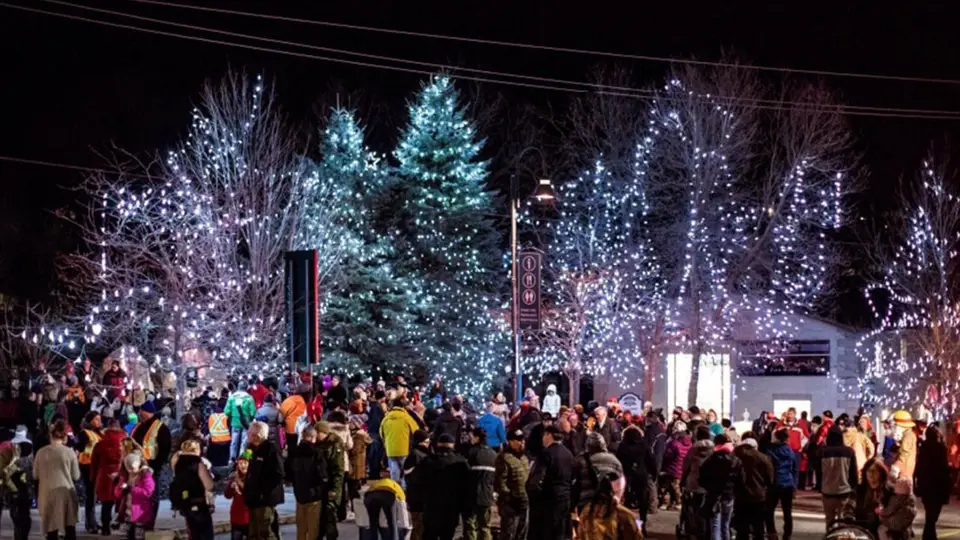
[[300, 108, 421, 377], [392, 75, 505, 398]]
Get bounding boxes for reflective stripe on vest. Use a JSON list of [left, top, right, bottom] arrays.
[[78, 429, 100, 465], [136, 419, 161, 461], [208, 413, 230, 444]]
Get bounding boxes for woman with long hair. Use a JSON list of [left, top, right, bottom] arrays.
[[855, 458, 894, 538], [579, 464, 643, 540], [34, 419, 81, 540]]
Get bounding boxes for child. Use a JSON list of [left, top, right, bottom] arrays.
[[224, 451, 251, 540], [0, 436, 34, 540], [114, 453, 156, 540], [879, 477, 917, 540]]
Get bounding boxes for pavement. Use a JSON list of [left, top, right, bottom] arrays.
[[7, 489, 960, 539]]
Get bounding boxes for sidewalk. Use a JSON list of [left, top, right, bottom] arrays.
[[791, 490, 960, 529], [0, 489, 300, 540]]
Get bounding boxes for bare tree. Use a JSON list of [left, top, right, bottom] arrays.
[[857, 155, 960, 416]]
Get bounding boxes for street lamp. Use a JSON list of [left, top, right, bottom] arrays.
[[510, 174, 554, 405]]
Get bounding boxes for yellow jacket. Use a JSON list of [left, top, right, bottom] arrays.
[[367, 478, 406, 501], [379, 408, 420, 458]]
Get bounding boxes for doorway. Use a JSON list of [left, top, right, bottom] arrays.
[[667, 353, 732, 418]]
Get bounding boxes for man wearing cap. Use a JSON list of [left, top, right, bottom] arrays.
[[226, 381, 257, 461], [495, 430, 529, 540], [891, 410, 917, 480], [526, 425, 574, 540], [131, 399, 172, 529], [422, 433, 470, 540], [464, 427, 497, 540], [403, 430, 432, 540]]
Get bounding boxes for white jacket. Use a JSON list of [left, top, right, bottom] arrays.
[[543, 384, 561, 416]]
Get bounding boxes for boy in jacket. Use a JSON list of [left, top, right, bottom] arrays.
[[767, 428, 799, 540]]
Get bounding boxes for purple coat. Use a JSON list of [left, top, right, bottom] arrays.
[[114, 470, 155, 525], [661, 435, 692, 479]]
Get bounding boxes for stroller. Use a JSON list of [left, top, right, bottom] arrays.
[[825, 520, 876, 540], [675, 491, 709, 540]]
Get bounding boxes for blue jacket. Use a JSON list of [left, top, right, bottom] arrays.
[[477, 413, 507, 448], [766, 441, 798, 488]]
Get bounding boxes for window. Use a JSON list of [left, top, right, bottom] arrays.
[[667, 353, 732, 418], [738, 340, 830, 376]]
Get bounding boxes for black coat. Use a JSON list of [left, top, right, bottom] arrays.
[[285, 441, 328, 504], [563, 427, 586, 457], [403, 446, 432, 512], [467, 444, 498, 507], [431, 411, 462, 445], [616, 431, 657, 486], [699, 448, 742, 501], [422, 447, 471, 515], [596, 419, 621, 451], [645, 422, 668, 473], [527, 441, 575, 505], [244, 441, 285, 508], [916, 439, 951, 505]]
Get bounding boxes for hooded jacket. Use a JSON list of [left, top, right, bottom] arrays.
[[243, 440, 285, 508], [380, 407, 420, 458], [842, 427, 875, 480], [477, 412, 506, 449], [285, 441, 328, 504], [543, 384, 561, 417], [698, 443, 742, 501], [820, 427, 858, 497], [662, 434, 692, 479], [733, 443, 773, 503], [431, 410, 463, 448], [91, 426, 126, 502], [681, 439, 715, 493], [766, 440, 799, 488], [402, 445, 431, 512], [422, 447, 471, 515]]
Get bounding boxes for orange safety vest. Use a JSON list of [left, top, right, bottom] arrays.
[[208, 412, 230, 444], [78, 429, 100, 465], [135, 419, 162, 461]]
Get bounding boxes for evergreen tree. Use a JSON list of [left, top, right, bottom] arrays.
[[392, 75, 505, 398], [301, 108, 420, 377]]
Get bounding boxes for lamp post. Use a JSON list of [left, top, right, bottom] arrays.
[[511, 175, 554, 404]]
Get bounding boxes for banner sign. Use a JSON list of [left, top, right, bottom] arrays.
[[518, 251, 542, 330]]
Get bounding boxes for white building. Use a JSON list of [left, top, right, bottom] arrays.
[[597, 314, 862, 421]]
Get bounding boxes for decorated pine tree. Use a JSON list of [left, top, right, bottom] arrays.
[[300, 108, 421, 376], [392, 75, 505, 398]]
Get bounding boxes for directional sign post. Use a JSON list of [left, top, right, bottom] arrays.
[[517, 251, 542, 330]]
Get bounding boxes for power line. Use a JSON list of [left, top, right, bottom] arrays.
[[0, 155, 154, 178], [41, 0, 960, 118], [6, 3, 960, 120], [129, 0, 960, 87]]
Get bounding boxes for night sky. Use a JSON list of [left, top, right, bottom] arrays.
[[3, 0, 960, 313]]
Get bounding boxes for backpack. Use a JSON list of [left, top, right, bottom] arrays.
[[169, 454, 207, 511]]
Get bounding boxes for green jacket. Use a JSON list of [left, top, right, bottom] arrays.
[[494, 449, 529, 510], [316, 435, 345, 500], [224, 391, 256, 430]]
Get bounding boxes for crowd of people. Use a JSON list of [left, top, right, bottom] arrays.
[[1, 359, 960, 540]]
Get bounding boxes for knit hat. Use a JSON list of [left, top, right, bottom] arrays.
[[238, 449, 253, 462], [507, 429, 525, 442], [413, 430, 430, 445], [238, 381, 249, 391], [590, 452, 624, 480], [139, 400, 156, 414], [315, 421, 331, 435], [585, 431, 607, 453], [672, 421, 688, 434], [739, 438, 758, 449]]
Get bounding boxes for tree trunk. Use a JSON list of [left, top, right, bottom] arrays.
[[568, 370, 580, 407], [687, 263, 702, 407]]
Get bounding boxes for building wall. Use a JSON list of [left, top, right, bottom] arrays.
[[600, 315, 862, 419]]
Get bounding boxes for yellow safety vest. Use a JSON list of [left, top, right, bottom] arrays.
[[78, 429, 100, 465], [135, 419, 162, 461], [208, 412, 230, 444]]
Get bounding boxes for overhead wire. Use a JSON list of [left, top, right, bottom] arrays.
[[39, 0, 960, 118], [0, 155, 156, 178], [128, 0, 960, 86], [4, 2, 960, 119]]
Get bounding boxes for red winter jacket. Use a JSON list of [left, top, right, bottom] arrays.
[[224, 476, 250, 526], [91, 427, 126, 502], [775, 421, 807, 453]]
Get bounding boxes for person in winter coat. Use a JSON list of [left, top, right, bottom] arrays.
[[733, 435, 773, 540], [495, 430, 529, 540], [766, 428, 800, 540], [327, 411, 355, 521], [890, 411, 917, 481], [348, 419, 372, 487], [431, 403, 463, 450], [681, 425, 716, 494], [314, 421, 345, 540], [226, 383, 257, 461], [463, 427, 497, 540], [490, 393, 510, 425], [855, 459, 894, 539], [819, 425, 859, 530], [285, 426, 329, 540], [477, 404, 506, 451], [380, 400, 421, 485], [278, 386, 309, 449], [34, 419, 81, 540], [615, 427, 657, 525], [843, 425, 876, 482], [171, 439, 216, 540], [90, 418, 126, 535], [527, 425, 575, 540], [542, 384, 561, 418], [101, 362, 127, 402], [224, 454, 251, 540], [254, 395, 283, 450], [422, 434, 471, 540], [113, 453, 155, 540], [573, 432, 622, 511], [0, 436, 34, 540], [578, 457, 643, 540], [660, 421, 692, 510], [74, 411, 102, 534], [644, 411, 668, 472], [402, 430, 431, 540], [879, 477, 917, 540], [244, 422, 284, 540], [594, 407, 622, 452], [698, 434, 742, 540], [916, 425, 951, 540]]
